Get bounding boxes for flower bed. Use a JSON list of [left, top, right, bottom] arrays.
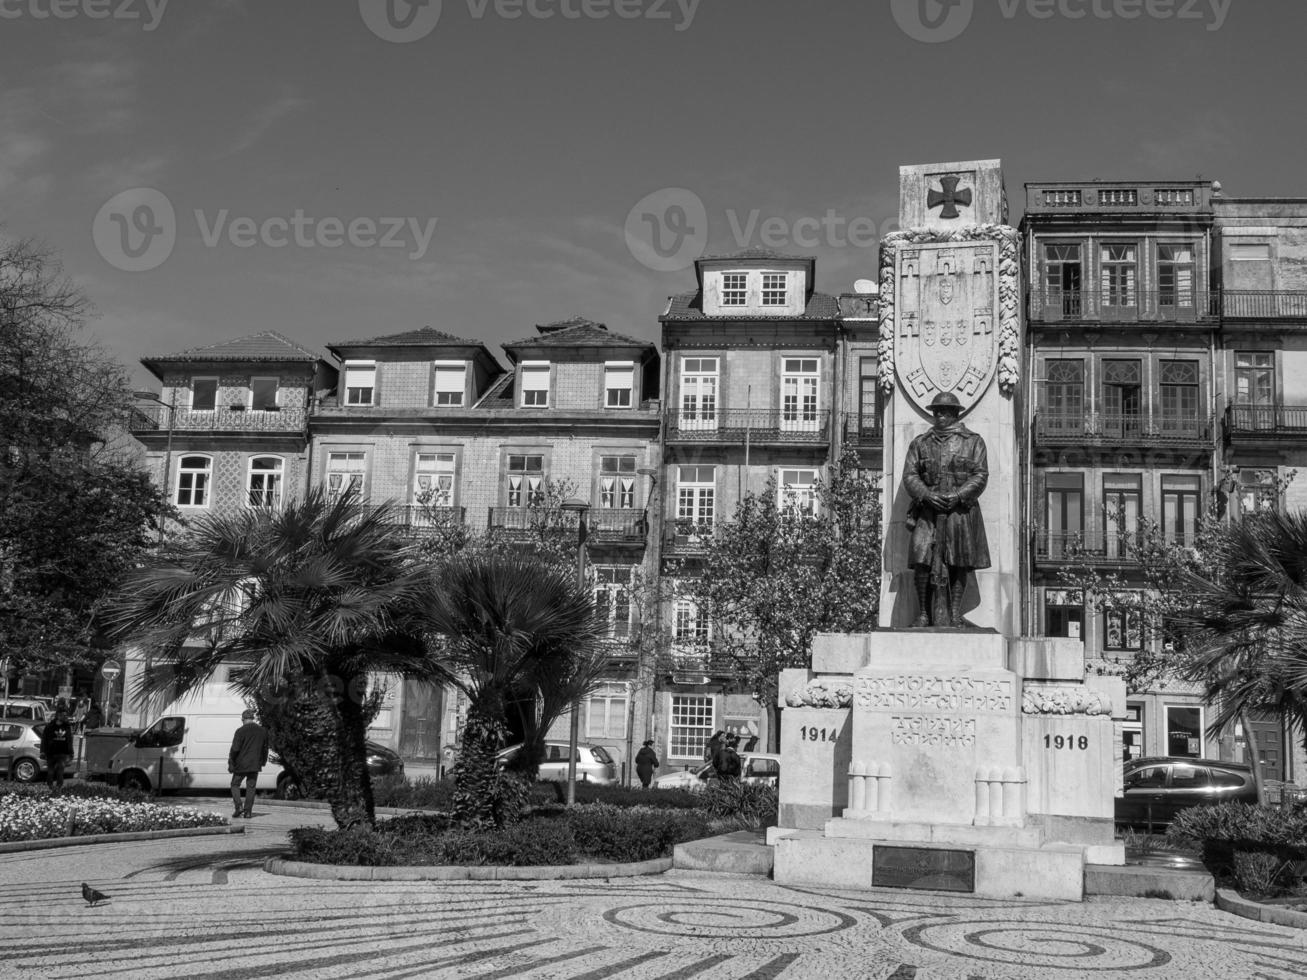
[[0, 785, 228, 842]]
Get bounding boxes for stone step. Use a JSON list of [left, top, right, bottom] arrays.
[[673, 830, 773, 876], [1084, 863, 1215, 902]]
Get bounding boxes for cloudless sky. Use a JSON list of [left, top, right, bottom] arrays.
[[1, 0, 1298, 387]]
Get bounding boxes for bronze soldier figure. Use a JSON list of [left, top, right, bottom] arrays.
[[903, 391, 991, 627]]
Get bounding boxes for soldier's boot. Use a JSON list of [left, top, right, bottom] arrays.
[[948, 578, 966, 628], [912, 568, 931, 627]]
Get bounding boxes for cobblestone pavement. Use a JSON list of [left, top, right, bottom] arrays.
[[3, 800, 1305, 979]]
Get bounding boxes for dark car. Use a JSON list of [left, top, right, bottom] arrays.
[[273, 741, 404, 800], [1115, 756, 1257, 830]]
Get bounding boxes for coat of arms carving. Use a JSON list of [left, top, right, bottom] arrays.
[[894, 242, 999, 413]]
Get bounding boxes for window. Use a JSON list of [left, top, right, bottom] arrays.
[[506, 454, 544, 508], [325, 451, 366, 500], [1043, 189, 1082, 207], [604, 362, 634, 408], [1103, 474, 1141, 559], [520, 363, 550, 408], [433, 362, 465, 406], [191, 378, 218, 412], [722, 273, 747, 306], [1043, 359, 1084, 431], [1234, 351, 1275, 429], [778, 468, 819, 516], [176, 455, 211, 507], [251, 377, 279, 412], [1158, 244, 1195, 309], [593, 566, 634, 639], [1101, 360, 1142, 438], [414, 453, 456, 507], [1105, 604, 1144, 651], [679, 357, 718, 432], [1238, 469, 1279, 515], [1044, 472, 1083, 558], [670, 695, 714, 758], [247, 456, 283, 509], [1158, 360, 1200, 437], [344, 363, 375, 406], [1162, 474, 1201, 546], [1123, 704, 1144, 763], [586, 682, 628, 740], [857, 357, 881, 439], [599, 456, 636, 509], [673, 597, 710, 647], [676, 465, 715, 537], [1166, 705, 1203, 758], [781, 357, 820, 432], [762, 273, 787, 306], [1156, 188, 1195, 206], [1043, 244, 1082, 316], [1043, 589, 1082, 639], [1100, 244, 1137, 307]]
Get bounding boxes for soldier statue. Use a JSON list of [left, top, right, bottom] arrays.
[[903, 391, 991, 628]]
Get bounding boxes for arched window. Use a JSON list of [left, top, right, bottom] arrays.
[[248, 456, 284, 509], [176, 455, 211, 508]]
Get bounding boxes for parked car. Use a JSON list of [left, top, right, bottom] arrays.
[[496, 741, 618, 785], [653, 752, 782, 792], [1115, 756, 1257, 829], [273, 741, 405, 800], [0, 720, 72, 782], [0, 700, 50, 723]]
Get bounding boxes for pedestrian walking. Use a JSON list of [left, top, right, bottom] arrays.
[[227, 709, 269, 819], [635, 739, 659, 788], [40, 706, 75, 791], [72, 695, 90, 733]]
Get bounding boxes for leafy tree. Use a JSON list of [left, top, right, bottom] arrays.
[[676, 445, 882, 748], [0, 237, 169, 677], [422, 555, 608, 825], [104, 489, 435, 829]]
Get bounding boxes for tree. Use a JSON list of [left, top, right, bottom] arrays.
[[104, 489, 434, 829], [422, 555, 608, 826], [0, 236, 169, 677], [677, 445, 882, 749]]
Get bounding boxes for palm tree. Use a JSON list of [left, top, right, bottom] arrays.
[[1172, 509, 1307, 801], [423, 555, 607, 826], [105, 489, 434, 829]]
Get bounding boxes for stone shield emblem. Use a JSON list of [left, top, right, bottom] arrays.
[[894, 242, 1000, 414]]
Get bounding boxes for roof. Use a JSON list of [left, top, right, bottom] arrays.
[[695, 247, 809, 263], [661, 290, 841, 322], [534, 316, 605, 334], [142, 331, 322, 366], [328, 326, 482, 348], [503, 319, 654, 352]]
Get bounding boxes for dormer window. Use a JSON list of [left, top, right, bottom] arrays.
[[604, 362, 634, 408], [433, 361, 466, 406], [520, 362, 550, 408], [762, 273, 787, 306], [722, 273, 747, 306], [344, 362, 376, 406]]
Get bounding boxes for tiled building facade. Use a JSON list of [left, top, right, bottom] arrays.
[[119, 182, 1307, 787]]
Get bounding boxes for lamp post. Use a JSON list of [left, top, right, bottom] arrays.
[[559, 496, 590, 805]]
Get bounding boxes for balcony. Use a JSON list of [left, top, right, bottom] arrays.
[[843, 415, 884, 448], [486, 507, 582, 537], [1225, 402, 1307, 438], [662, 518, 713, 555], [665, 408, 830, 446], [1034, 413, 1214, 449], [1029, 288, 1219, 325], [395, 505, 465, 536], [130, 403, 306, 434], [588, 508, 647, 545], [1033, 529, 1143, 567], [1221, 290, 1307, 320]]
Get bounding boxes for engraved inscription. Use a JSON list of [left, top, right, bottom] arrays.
[[891, 716, 977, 748], [855, 675, 1013, 712]]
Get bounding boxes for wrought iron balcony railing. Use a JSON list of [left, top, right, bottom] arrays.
[[1034, 413, 1213, 447], [665, 408, 830, 444], [588, 508, 647, 543], [662, 518, 714, 553], [486, 507, 582, 535], [396, 505, 465, 534], [1033, 529, 1144, 565], [1029, 288, 1219, 323], [1221, 290, 1307, 319], [843, 415, 884, 446], [1225, 402, 1307, 435], [130, 403, 307, 433]]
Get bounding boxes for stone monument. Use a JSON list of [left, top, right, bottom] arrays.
[[771, 161, 1126, 901]]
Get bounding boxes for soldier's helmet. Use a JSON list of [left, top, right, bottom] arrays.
[[928, 391, 963, 413]]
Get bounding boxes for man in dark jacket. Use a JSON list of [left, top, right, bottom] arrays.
[[635, 740, 659, 788], [228, 709, 269, 819], [713, 734, 742, 782], [40, 706, 75, 791]]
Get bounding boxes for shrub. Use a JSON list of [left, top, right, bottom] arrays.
[[1233, 850, 1289, 894], [1167, 802, 1307, 853], [372, 775, 455, 811], [566, 803, 712, 862], [479, 818, 578, 866], [698, 781, 778, 826], [289, 826, 399, 866], [571, 783, 703, 810]]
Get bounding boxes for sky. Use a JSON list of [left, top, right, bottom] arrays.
[[1, 0, 1300, 388]]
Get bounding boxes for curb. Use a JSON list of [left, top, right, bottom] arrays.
[[246, 798, 433, 817], [0, 824, 243, 853], [1216, 887, 1307, 928], [264, 855, 673, 881]]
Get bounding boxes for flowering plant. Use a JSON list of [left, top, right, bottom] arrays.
[[0, 789, 226, 842]]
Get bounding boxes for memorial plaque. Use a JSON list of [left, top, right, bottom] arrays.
[[872, 845, 976, 893]]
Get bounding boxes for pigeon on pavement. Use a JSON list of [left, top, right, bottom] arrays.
[[82, 883, 109, 907]]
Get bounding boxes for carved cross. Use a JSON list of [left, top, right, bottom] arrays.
[[927, 175, 973, 219]]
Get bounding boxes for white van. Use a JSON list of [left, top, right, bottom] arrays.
[[105, 686, 278, 793]]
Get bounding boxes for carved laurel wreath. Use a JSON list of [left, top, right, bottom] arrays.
[[878, 224, 1022, 397]]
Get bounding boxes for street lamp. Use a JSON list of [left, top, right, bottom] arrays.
[[559, 496, 590, 805]]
